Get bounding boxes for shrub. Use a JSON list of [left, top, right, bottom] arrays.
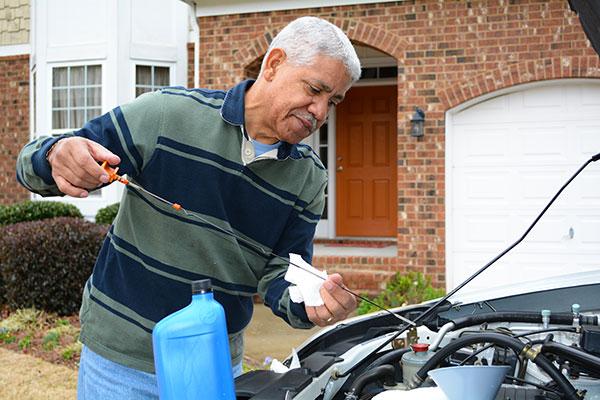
[[0, 200, 82, 226], [0, 266, 4, 306], [0, 308, 43, 332], [18, 334, 32, 350], [357, 272, 445, 315], [0, 217, 107, 315], [62, 341, 82, 360], [95, 202, 120, 225], [43, 330, 61, 351], [0, 327, 16, 344]]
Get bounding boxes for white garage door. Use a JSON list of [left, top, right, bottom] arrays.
[[447, 80, 600, 291]]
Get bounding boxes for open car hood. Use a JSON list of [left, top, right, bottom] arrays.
[[450, 269, 600, 306]]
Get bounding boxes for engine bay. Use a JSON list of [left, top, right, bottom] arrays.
[[235, 276, 600, 400]]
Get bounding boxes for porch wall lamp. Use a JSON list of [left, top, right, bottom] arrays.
[[410, 107, 425, 138]]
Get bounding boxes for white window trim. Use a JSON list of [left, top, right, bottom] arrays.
[[314, 108, 336, 239], [30, 65, 37, 139], [360, 57, 397, 68]]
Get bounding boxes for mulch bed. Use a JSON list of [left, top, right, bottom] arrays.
[[0, 306, 263, 372], [0, 306, 81, 369]]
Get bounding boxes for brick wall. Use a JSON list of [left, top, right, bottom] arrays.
[[195, 0, 600, 290], [0, 0, 29, 45], [0, 54, 29, 204], [187, 42, 194, 88]]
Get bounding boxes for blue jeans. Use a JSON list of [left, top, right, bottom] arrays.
[[77, 345, 243, 399]]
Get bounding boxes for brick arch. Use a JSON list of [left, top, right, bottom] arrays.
[[439, 55, 600, 110], [234, 18, 408, 71]]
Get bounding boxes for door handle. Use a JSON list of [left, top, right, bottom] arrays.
[[337, 165, 343, 172], [563, 227, 574, 240]]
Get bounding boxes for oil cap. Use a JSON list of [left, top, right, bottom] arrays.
[[411, 343, 430, 353], [192, 279, 212, 295]]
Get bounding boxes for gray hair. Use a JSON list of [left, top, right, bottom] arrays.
[[260, 16, 361, 82]]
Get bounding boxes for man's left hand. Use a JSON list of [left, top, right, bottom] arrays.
[[306, 273, 357, 327]]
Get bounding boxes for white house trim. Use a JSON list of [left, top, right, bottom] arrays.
[[188, 3, 200, 88], [314, 108, 337, 238], [0, 44, 31, 57], [185, 0, 401, 17]]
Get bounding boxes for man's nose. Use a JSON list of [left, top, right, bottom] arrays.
[[309, 98, 329, 123]]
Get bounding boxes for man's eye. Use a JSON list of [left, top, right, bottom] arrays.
[[309, 85, 320, 94]]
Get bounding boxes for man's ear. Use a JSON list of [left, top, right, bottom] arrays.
[[262, 48, 287, 81]]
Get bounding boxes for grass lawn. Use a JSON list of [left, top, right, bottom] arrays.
[[0, 347, 77, 400]]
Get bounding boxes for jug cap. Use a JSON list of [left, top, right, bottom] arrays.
[[192, 279, 212, 295]]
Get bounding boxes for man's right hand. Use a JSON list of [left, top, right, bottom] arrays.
[[46, 137, 121, 198]]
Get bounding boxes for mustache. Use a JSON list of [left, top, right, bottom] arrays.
[[294, 113, 318, 132]]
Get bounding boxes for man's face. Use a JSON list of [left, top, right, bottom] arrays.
[[261, 52, 353, 144]]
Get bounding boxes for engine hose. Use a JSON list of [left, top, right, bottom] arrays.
[[366, 348, 411, 370], [445, 312, 591, 331], [542, 341, 600, 373], [533, 353, 583, 400], [410, 333, 582, 400], [412, 333, 525, 385], [344, 364, 395, 400]]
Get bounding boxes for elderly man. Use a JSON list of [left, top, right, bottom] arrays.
[[17, 16, 361, 399]]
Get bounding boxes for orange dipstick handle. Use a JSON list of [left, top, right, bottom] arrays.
[[101, 161, 129, 185]]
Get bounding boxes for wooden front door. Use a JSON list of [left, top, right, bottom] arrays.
[[336, 86, 397, 237]]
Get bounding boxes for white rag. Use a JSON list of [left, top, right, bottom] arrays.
[[284, 253, 327, 307], [269, 348, 301, 373]]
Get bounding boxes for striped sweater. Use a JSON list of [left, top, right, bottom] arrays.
[[16, 80, 327, 372]]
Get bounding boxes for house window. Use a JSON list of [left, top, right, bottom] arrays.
[[135, 65, 170, 97], [52, 65, 102, 130], [359, 66, 398, 80], [318, 123, 329, 219]]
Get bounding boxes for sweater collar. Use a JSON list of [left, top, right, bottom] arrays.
[[220, 79, 253, 127], [220, 79, 302, 160]]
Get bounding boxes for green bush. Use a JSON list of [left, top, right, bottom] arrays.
[[357, 272, 445, 315], [0, 217, 107, 315], [0, 200, 82, 226], [95, 202, 120, 225], [0, 264, 4, 305]]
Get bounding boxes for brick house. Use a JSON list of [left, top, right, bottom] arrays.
[[0, 0, 29, 205], [1, 0, 599, 293]]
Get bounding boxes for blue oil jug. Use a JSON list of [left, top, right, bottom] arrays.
[[152, 279, 235, 399]]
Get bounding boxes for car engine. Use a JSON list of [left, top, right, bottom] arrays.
[[235, 276, 600, 400]]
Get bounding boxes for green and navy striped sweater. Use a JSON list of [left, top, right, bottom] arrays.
[[16, 80, 326, 372]]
